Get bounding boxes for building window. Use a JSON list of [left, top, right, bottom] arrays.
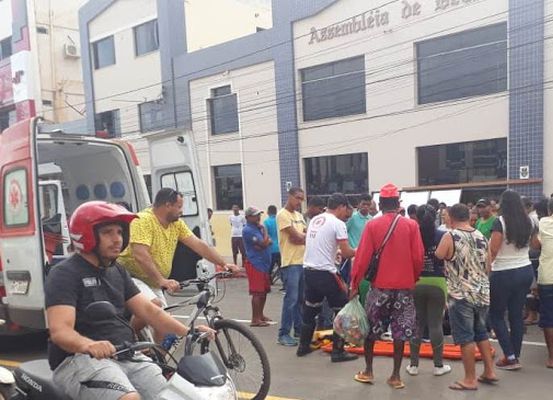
[[134, 19, 159, 56], [213, 164, 243, 210], [208, 85, 239, 135], [304, 153, 368, 200], [139, 100, 164, 133], [301, 56, 366, 122], [92, 35, 115, 69], [94, 109, 120, 138], [0, 109, 16, 132], [418, 138, 507, 186], [0, 37, 12, 61], [416, 23, 507, 105], [36, 26, 48, 34]]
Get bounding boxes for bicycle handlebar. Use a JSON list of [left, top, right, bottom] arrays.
[[179, 271, 233, 288]]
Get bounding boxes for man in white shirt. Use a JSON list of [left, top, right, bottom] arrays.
[[297, 193, 357, 362], [229, 204, 247, 267]]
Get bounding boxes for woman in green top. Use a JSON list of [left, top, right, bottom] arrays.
[[406, 205, 451, 377]]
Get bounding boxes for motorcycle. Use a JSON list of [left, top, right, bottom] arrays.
[[0, 319, 16, 400], [0, 303, 238, 400]]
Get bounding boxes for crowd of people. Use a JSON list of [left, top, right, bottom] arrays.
[[234, 184, 553, 391], [40, 182, 553, 398]]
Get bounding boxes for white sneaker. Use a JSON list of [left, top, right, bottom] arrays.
[[405, 365, 419, 376], [433, 365, 452, 376]]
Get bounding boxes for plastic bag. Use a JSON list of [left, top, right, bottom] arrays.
[[333, 296, 369, 346]]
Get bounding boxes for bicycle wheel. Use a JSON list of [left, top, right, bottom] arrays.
[[270, 264, 280, 285], [201, 319, 271, 400]]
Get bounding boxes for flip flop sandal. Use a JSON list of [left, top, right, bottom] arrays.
[[478, 376, 499, 384], [250, 321, 270, 327], [449, 381, 478, 391], [387, 380, 405, 389], [354, 372, 374, 384]]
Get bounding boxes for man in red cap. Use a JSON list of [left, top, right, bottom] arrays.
[[350, 183, 424, 389]]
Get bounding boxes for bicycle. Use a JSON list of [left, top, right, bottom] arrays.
[[139, 271, 271, 400]]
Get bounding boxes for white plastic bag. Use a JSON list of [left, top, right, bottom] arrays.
[[333, 295, 369, 346]]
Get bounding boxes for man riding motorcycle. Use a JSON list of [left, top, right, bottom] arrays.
[[45, 201, 215, 400]]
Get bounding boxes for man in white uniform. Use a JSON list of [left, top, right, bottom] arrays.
[[297, 193, 358, 362]]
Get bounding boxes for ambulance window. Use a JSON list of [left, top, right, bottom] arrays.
[[40, 184, 58, 219], [3, 168, 30, 227], [160, 171, 198, 217]]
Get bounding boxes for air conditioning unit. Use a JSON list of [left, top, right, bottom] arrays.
[[64, 43, 80, 58]]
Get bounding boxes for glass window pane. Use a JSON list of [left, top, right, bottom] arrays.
[[159, 172, 198, 216], [134, 20, 159, 56], [93, 36, 115, 69], [417, 23, 507, 104], [213, 164, 243, 210], [418, 138, 507, 185], [40, 184, 59, 220], [303, 71, 365, 121], [175, 172, 198, 216], [301, 56, 366, 121], [0, 37, 12, 60], [212, 85, 232, 96], [161, 174, 175, 189], [4, 168, 29, 227], [94, 109, 120, 138], [304, 153, 368, 198], [209, 94, 239, 134], [139, 101, 164, 132]]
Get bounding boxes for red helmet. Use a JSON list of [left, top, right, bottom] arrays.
[[69, 201, 138, 253]]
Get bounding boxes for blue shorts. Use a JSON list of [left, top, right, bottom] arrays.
[[538, 284, 553, 328], [448, 298, 489, 345]]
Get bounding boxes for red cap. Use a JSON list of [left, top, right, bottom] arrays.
[[380, 183, 399, 198]]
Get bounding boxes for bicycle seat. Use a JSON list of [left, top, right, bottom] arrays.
[[15, 359, 70, 399]]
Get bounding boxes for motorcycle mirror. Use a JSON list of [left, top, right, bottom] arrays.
[[84, 301, 117, 320]]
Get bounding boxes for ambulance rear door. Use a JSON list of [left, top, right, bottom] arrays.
[[0, 118, 47, 330]]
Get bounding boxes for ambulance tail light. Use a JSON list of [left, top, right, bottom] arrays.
[[125, 142, 140, 166]]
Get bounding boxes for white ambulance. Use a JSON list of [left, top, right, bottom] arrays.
[[0, 117, 213, 336]]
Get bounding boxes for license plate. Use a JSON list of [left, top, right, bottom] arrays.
[[9, 280, 29, 295]]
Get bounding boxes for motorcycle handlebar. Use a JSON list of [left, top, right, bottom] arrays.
[[113, 341, 155, 356]]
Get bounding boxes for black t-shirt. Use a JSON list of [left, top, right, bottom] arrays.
[[421, 229, 446, 278], [45, 254, 140, 369]]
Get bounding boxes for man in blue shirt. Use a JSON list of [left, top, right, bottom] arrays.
[[243, 206, 272, 327], [264, 205, 280, 275]]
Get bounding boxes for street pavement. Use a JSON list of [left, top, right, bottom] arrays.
[[1, 277, 552, 400]]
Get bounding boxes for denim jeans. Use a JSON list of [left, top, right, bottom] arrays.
[[278, 265, 304, 338], [489, 265, 533, 358]]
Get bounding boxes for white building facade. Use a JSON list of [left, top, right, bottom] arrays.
[[80, 0, 550, 213]]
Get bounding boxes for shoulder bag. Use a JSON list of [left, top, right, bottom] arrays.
[[365, 214, 401, 282]]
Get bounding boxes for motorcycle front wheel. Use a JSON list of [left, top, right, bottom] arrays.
[[0, 384, 15, 400], [200, 319, 271, 400]]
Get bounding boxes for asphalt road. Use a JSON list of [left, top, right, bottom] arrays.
[[1, 277, 552, 400]]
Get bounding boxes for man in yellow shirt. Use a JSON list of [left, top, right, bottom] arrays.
[[277, 187, 307, 346], [118, 188, 237, 338]]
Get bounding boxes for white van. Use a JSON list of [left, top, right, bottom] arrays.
[[0, 117, 213, 336]]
